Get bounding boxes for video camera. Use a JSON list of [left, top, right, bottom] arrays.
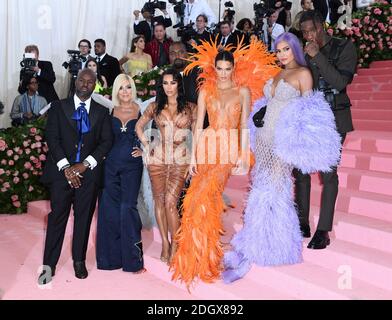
[[168, 0, 186, 20], [62, 50, 87, 77], [20, 53, 37, 80], [224, 1, 236, 22], [253, 1, 275, 40], [143, 0, 167, 14]]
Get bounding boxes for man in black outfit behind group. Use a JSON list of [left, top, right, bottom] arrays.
[[294, 10, 357, 249], [94, 39, 122, 87], [38, 69, 113, 285]]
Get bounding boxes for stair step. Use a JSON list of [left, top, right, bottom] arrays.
[[370, 60, 392, 68], [311, 186, 392, 222], [312, 167, 392, 197], [357, 67, 392, 76], [344, 130, 392, 153], [352, 75, 392, 84], [349, 91, 392, 100], [352, 109, 392, 121], [351, 100, 391, 109], [340, 149, 392, 174], [353, 119, 392, 132], [243, 259, 392, 299], [303, 239, 392, 292], [310, 206, 392, 254], [348, 83, 392, 92]]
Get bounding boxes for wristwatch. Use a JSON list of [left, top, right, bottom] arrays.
[[82, 160, 90, 168]]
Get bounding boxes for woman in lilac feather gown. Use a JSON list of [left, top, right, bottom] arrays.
[[223, 33, 342, 283]]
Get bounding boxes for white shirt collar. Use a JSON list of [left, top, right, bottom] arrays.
[[74, 95, 92, 113], [96, 53, 107, 60]]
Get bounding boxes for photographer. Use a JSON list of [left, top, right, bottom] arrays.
[[11, 75, 47, 126], [183, 0, 217, 28], [294, 10, 357, 249], [21, 45, 59, 103], [133, 3, 172, 43], [262, 10, 285, 51], [78, 39, 93, 69], [274, 1, 292, 29]]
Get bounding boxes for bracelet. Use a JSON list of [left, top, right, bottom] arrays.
[[61, 164, 71, 171]]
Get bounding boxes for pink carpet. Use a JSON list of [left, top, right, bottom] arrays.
[[1, 61, 392, 300]]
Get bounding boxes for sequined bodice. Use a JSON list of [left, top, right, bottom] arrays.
[[260, 79, 301, 138]]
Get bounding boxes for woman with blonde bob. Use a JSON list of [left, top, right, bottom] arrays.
[[96, 74, 147, 274]]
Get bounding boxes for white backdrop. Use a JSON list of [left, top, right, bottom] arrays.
[[0, 0, 301, 128]]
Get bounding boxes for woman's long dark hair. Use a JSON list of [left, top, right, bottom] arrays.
[[156, 68, 186, 116], [85, 58, 105, 86]]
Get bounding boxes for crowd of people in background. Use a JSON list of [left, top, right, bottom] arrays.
[[11, 0, 357, 126]]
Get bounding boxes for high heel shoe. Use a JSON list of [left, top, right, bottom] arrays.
[[160, 243, 171, 265]]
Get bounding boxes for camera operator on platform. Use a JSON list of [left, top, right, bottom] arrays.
[[133, 3, 172, 44], [78, 39, 94, 69], [184, 0, 217, 28], [21, 45, 59, 104]]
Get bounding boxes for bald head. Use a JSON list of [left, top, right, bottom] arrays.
[[77, 68, 97, 82], [75, 68, 97, 101]]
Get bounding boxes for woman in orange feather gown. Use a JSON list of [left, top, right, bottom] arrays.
[[170, 39, 279, 289]]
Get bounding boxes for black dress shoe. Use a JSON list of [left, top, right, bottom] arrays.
[[38, 266, 56, 285], [73, 261, 88, 279], [307, 230, 330, 249], [300, 224, 311, 238]]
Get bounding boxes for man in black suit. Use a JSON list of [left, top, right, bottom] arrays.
[[22, 45, 59, 103], [38, 69, 113, 285], [313, 0, 344, 25], [217, 21, 238, 50], [133, 5, 172, 43], [94, 39, 121, 87], [294, 10, 357, 249]]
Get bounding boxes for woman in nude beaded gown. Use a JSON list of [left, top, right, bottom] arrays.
[[135, 68, 196, 265]]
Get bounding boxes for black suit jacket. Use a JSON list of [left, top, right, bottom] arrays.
[[217, 33, 238, 50], [20, 60, 59, 103], [134, 16, 172, 43], [41, 98, 113, 186], [98, 54, 121, 87], [313, 0, 329, 21], [313, 0, 343, 24]]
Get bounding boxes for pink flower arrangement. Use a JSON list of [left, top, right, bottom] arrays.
[[0, 139, 7, 151], [13, 201, 21, 208], [24, 162, 32, 170]]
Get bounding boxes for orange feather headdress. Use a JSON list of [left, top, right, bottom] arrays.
[[184, 35, 280, 106]]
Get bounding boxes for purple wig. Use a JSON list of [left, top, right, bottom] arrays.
[[274, 32, 307, 67]]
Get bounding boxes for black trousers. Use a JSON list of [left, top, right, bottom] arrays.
[[293, 133, 346, 232], [43, 179, 99, 267]]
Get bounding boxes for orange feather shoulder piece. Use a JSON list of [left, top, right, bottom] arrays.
[[184, 36, 280, 106]]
